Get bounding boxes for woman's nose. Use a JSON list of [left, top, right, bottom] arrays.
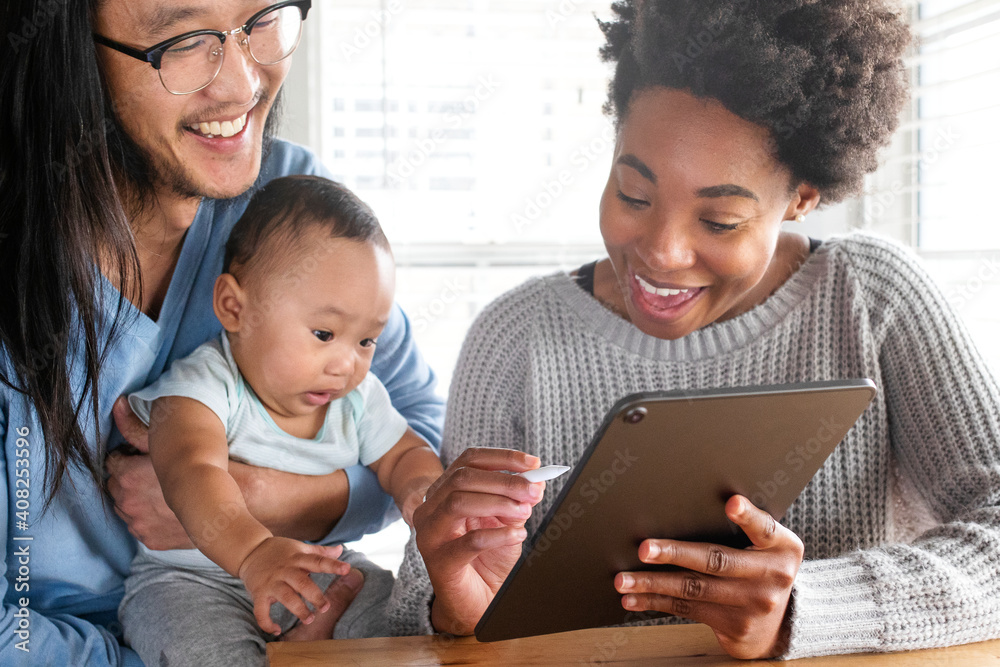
[[638, 217, 698, 272]]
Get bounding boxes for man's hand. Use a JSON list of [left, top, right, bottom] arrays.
[[106, 397, 193, 550], [107, 395, 353, 545]]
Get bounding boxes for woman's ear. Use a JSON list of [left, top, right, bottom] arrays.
[[785, 183, 822, 222], [213, 273, 245, 333]]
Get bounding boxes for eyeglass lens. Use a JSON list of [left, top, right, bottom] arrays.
[[158, 4, 305, 95]]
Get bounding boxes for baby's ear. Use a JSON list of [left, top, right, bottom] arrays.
[[213, 274, 245, 332]]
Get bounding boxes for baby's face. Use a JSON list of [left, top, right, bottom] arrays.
[[231, 233, 396, 420]]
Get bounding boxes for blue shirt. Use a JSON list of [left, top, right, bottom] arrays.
[[0, 140, 445, 666]]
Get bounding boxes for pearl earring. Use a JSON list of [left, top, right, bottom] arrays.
[[795, 214, 806, 224]]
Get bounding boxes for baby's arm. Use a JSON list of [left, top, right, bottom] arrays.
[[367, 428, 444, 526], [147, 396, 349, 634]]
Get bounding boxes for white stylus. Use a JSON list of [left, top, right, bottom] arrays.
[[517, 465, 571, 483], [423, 465, 573, 503]]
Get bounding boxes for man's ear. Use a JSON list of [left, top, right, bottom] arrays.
[[214, 273, 246, 333]]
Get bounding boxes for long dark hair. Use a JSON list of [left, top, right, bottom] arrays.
[[0, 1, 141, 504]]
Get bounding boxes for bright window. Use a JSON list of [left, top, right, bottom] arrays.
[[306, 0, 616, 394], [304, 0, 1000, 570], [910, 0, 1000, 372], [915, 0, 1000, 250]]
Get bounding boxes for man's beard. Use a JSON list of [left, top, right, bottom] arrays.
[[105, 89, 284, 209]]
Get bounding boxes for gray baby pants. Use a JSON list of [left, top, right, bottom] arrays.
[[119, 547, 394, 667]]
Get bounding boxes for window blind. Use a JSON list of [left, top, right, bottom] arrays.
[[865, 0, 1000, 251]]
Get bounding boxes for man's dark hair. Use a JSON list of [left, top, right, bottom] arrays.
[[224, 175, 389, 282], [0, 0, 284, 505], [599, 0, 911, 203], [0, 0, 139, 505]]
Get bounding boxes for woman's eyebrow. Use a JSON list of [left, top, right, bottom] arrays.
[[616, 154, 759, 202], [616, 154, 657, 184], [696, 184, 760, 202]]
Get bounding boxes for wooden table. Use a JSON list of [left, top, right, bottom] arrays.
[[267, 623, 1000, 665]]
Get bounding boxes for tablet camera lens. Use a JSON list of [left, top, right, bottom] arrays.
[[623, 407, 647, 424]]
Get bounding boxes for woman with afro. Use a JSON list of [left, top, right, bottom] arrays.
[[389, 0, 1000, 659]]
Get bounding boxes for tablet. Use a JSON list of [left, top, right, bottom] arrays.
[[474, 379, 878, 642]]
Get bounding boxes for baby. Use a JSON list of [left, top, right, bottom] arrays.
[[119, 175, 443, 666]]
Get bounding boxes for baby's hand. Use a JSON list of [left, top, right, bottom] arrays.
[[237, 537, 351, 635]]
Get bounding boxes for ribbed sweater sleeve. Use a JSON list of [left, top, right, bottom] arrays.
[[387, 293, 533, 636], [784, 237, 1000, 659]]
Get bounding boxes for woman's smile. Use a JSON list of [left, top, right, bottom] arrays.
[[628, 270, 705, 323]]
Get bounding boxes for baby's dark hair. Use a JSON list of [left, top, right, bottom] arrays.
[[224, 175, 389, 281], [599, 0, 911, 203]]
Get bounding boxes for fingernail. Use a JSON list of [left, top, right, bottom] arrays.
[[529, 485, 544, 501], [304, 615, 314, 625], [623, 595, 637, 609], [518, 503, 532, 516], [619, 574, 634, 591], [646, 542, 660, 559], [320, 602, 331, 613]]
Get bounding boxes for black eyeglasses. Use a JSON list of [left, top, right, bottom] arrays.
[[94, 1, 312, 95]]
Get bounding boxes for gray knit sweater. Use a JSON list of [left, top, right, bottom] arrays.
[[387, 233, 1000, 659]]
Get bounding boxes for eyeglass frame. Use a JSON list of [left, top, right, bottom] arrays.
[[93, 0, 312, 95]]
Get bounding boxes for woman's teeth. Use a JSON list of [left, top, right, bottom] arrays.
[[636, 275, 691, 297], [190, 113, 247, 139]]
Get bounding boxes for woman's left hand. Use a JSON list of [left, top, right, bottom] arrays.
[[615, 495, 804, 660]]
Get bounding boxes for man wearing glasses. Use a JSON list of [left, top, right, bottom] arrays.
[[0, 2, 443, 665]]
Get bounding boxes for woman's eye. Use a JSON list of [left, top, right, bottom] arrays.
[[313, 330, 333, 342], [702, 219, 741, 234], [616, 191, 649, 210], [360, 338, 377, 349]]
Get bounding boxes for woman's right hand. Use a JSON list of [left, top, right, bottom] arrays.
[[413, 448, 546, 636]]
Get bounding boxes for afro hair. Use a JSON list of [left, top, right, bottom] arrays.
[[599, 0, 912, 203]]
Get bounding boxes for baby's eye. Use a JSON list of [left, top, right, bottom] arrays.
[[360, 338, 377, 349], [313, 330, 333, 342]]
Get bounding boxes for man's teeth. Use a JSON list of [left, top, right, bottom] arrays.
[[190, 113, 247, 138], [637, 275, 691, 297]]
